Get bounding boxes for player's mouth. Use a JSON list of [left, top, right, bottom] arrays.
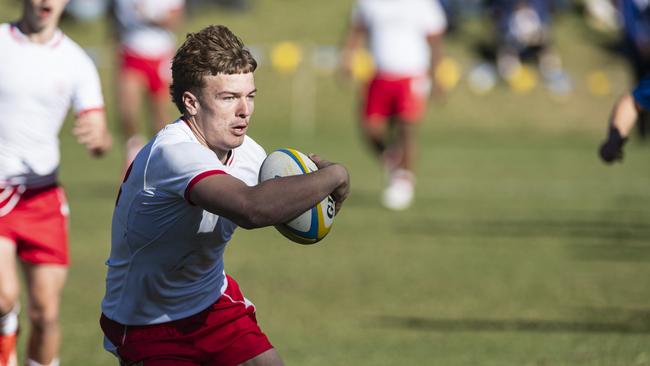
[[231, 123, 248, 136], [38, 6, 53, 19]]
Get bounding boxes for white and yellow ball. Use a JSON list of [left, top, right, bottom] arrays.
[[258, 148, 335, 244]]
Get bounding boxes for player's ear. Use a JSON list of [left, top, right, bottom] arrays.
[[183, 91, 199, 116]]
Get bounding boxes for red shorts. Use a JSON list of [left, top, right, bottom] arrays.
[[0, 185, 69, 265], [364, 73, 430, 124], [100, 275, 273, 366], [120, 48, 172, 97]]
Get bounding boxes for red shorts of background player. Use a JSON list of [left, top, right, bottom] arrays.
[[363, 73, 430, 125], [100, 275, 274, 366], [119, 47, 172, 97], [0, 184, 69, 266]]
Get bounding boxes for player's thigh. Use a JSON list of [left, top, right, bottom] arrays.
[[22, 263, 67, 317], [0, 237, 19, 311], [140, 358, 199, 366], [118, 70, 145, 116], [239, 348, 284, 366]]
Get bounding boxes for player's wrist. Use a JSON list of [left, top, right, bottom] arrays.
[[608, 126, 627, 145]]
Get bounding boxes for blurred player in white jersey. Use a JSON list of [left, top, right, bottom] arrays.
[[340, 0, 447, 210], [0, 1, 112, 365], [100, 25, 350, 365], [110, 0, 184, 170]]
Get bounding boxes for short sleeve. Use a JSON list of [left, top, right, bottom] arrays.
[[633, 77, 650, 110], [419, 0, 447, 35], [71, 51, 104, 114], [148, 141, 228, 203]]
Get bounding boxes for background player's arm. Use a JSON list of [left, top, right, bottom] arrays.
[[73, 110, 113, 157], [598, 93, 640, 163], [609, 93, 640, 138], [339, 20, 367, 79], [427, 31, 445, 97], [190, 159, 349, 230], [149, 6, 184, 30]]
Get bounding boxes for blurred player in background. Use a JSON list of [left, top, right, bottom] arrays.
[[100, 25, 350, 365], [0, 1, 112, 365], [489, 0, 572, 95], [598, 76, 650, 163], [110, 0, 184, 171], [340, 0, 447, 210], [619, 0, 650, 138]]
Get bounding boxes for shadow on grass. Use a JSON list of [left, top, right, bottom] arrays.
[[374, 315, 650, 334], [396, 217, 650, 260], [397, 217, 650, 242]]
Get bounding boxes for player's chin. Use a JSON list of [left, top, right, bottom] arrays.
[[226, 135, 246, 149]]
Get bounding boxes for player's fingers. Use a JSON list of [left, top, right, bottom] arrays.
[[310, 154, 335, 170], [308, 153, 320, 162]]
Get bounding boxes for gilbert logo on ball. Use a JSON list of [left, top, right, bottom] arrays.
[[258, 148, 335, 244]]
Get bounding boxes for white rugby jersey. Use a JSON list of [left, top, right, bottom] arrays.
[[353, 0, 447, 76], [113, 0, 184, 57], [0, 23, 104, 188], [102, 119, 266, 325]]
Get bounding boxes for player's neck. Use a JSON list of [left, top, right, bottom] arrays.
[[16, 19, 58, 44], [183, 116, 230, 163]]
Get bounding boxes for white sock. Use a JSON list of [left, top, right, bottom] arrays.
[[0, 304, 19, 335], [25, 358, 59, 366]]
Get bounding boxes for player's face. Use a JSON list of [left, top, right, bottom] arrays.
[[195, 72, 256, 160], [22, 0, 69, 33]]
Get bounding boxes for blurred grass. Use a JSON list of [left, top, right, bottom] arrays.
[[2, 1, 650, 365]]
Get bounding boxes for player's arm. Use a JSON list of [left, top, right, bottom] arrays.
[[598, 93, 639, 164], [73, 109, 113, 157], [189, 158, 350, 230], [427, 31, 445, 97], [151, 6, 184, 30], [339, 19, 367, 79]]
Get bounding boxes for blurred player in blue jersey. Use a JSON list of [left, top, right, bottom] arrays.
[[489, 0, 572, 94], [599, 76, 650, 163], [619, 0, 650, 138]]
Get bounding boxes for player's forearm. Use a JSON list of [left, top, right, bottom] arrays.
[[610, 93, 639, 138], [240, 164, 347, 229], [339, 25, 366, 74]]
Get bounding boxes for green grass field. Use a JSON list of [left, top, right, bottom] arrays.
[[2, 1, 650, 364]]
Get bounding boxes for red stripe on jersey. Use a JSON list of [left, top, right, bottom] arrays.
[[9, 23, 24, 43], [184, 170, 228, 205], [50, 31, 64, 48], [76, 107, 105, 118]]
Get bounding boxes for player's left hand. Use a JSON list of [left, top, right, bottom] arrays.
[[309, 153, 350, 215], [73, 111, 112, 157]]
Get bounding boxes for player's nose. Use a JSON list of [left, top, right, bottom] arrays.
[[236, 98, 252, 118]]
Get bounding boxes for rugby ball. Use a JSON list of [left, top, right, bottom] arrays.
[[258, 148, 335, 244]]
